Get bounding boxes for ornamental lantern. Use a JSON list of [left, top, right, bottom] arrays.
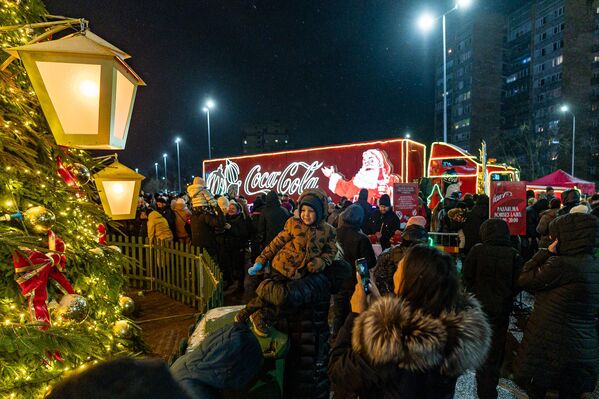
[[93, 161, 144, 220], [6, 31, 145, 149]]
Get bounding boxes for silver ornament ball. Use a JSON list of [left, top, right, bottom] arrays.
[[57, 294, 89, 322], [118, 296, 135, 316], [113, 320, 133, 339], [23, 206, 55, 233], [67, 163, 91, 185]]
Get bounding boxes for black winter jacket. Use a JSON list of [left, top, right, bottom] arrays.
[[336, 225, 376, 290], [329, 294, 491, 399], [462, 218, 523, 318], [515, 213, 599, 392], [258, 192, 291, 247], [461, 198, 489, 254], [256, 259, 352, 399], [190, 207, 226, 255], [355, 199, 373, 228], [363, 209, 401, 250]]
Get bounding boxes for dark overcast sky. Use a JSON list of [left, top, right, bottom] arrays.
[[46, 0, 505, 181]]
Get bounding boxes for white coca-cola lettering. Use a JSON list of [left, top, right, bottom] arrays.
[[245, 161, 323, 196], [492, 191, 512, 204]]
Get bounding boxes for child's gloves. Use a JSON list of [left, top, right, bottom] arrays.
[[248, 262, 263, 276]]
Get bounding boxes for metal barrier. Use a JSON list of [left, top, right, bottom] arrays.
[[107, 235, 223, 312], [428, 232, 461, 254]]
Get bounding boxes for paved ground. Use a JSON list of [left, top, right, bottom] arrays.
[[130, 290, 199, 362]]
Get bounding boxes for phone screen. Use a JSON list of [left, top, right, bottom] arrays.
[[355, 258, 370, 294]]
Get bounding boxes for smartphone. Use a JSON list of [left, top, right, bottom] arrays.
[[355, 258, 370, 294]]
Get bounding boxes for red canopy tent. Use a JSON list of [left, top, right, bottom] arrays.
[[527, 169, 596, 196]]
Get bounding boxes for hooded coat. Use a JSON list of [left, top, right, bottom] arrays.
[[257, 191, 291, 247], [329, 294, 491, 399], [173, 199, 192, 239], [462, 218, 523, 318], [255, 190, 337, 279], [336, 204, 377, 280], [461, 195, 489, 254], [536, 207, 559, 248], [515, 213, 599, 392], [147, 210, 174, 242]]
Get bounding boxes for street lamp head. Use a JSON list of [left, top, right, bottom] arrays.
[[560, 105, 569, 113], [163, 153, 167, 158], [417, 13, 435, 32], [205, 99, 215, 109], [154, 162, 158, 166], [405, 133, 411, 139], [175, 137, 181, 143], [456, 0, 473, 9], [202, 107, 209, 113]]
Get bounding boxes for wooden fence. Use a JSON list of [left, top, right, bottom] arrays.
[[107, 235, 223, 312]]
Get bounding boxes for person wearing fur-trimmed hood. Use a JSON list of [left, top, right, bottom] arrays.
[[329, 245, 491, 399]]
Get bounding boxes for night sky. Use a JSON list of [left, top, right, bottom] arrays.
[[46, 0, 509, 183]]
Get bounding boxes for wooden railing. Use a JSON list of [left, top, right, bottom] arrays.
[[107, 235, 223, 312]]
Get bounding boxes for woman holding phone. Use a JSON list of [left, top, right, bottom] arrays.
[[329, 245, 491, 399]]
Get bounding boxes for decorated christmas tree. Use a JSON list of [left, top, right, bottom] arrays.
[[0, 1, 144, 398]]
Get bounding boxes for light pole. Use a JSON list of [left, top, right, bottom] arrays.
[[203, 99, 215, 159], [154, 162, 158, 180], [560, 105, 576, 176], [175, 137, 182, 193], [163, 153, 168, 191], [418, 0, 473, 143]]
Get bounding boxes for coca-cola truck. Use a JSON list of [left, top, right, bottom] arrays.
[[202, 139, 427, 204]]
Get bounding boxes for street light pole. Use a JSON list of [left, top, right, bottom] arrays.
[[417, 0, 473, 143], [442, 14, 448, 143], [203, 99, 215, 160], [206, 108, 211, 159], [175, 137, 181, 193], [154, 162, 158, 180], [560, 105, 576, 176], [163, 153, 168, 191]]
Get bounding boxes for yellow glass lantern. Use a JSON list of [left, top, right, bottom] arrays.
[[94, 161, 144, 220], [6, 31, 145, 149]]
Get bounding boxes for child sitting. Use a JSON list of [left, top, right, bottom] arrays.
[[236, 189, 337, 335]]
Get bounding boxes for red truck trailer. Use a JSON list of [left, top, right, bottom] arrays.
[[203, 139, 427, 203]]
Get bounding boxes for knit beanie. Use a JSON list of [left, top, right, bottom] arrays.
[[549, 198, 561, 209], [378, 194, 391, 207], [299, 193, 324, 223], [340, 204, 364, 227]]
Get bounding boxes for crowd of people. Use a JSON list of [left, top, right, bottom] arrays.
[[59, 182, 599, 399]]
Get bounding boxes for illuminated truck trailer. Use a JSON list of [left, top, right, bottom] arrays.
[[202, 139, 427, 203]]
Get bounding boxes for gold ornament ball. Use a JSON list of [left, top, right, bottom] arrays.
[[113, 320, 133, 339], [67, 163, 91, 185], [57, 294, 89, 322], [119, 296, 135, 316], [24, 206, 55, 233]]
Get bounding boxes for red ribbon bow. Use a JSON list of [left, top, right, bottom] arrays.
[[12, 230, 75, 329]]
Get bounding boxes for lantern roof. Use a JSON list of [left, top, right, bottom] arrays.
[[93, 161, 145, 180], [6, 30, 129, 59], [6, 31, 145, 86]]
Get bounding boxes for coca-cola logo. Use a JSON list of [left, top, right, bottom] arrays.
[[492, 191, 512, 204], [206, 159, 323, 197], [206, 160, 241, 196], [245, 161, 322, 195]]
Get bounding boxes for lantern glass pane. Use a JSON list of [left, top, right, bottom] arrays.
[[101, 180, 135, 215], [36, 61, 101, 135], [114, 70, 134, 140]]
